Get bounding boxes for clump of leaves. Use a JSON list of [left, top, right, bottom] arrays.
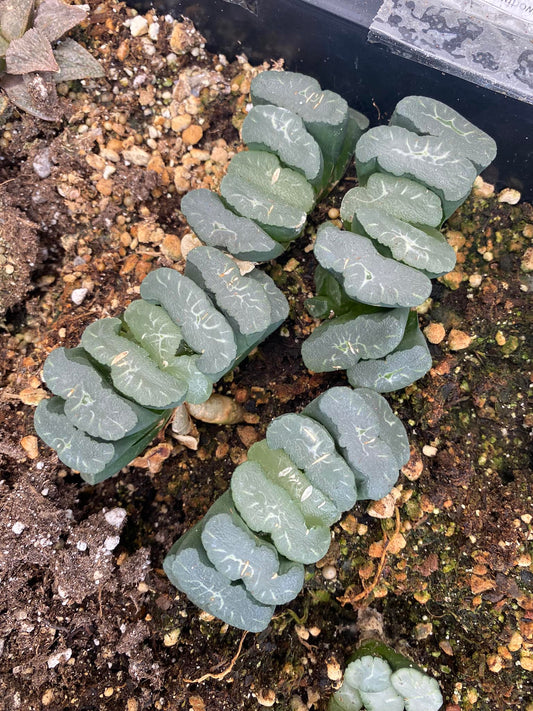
[[164, 386, 408, 630], [303, 96, 496, 392], [0, 0, 104, 121], [180, 70, 369, 261], [35, 259, 288, 483], [329, 641, 443, 711]]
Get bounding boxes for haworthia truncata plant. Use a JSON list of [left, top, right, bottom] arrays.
[[164, 386, 409, 629], [329, 641, 443, 711]]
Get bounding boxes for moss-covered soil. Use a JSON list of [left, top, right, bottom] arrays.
[[0, 2, 531, 710]]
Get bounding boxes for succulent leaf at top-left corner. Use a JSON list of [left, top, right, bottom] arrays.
[[0, 0, 104, 122]]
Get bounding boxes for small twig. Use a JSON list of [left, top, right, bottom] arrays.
[[184, 630, 248, 684], [338, 507, 401, 607]]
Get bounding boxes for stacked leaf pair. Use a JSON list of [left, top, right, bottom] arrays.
[[180, 71, 369, 262], [34, 257, 288, 484], [164, 386, 409, 632], [303, 96, 496, 392], [329, 643, 443, 711]]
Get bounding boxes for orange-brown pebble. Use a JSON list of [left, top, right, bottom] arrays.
[[440, 270, 464, 290], [401, 447, 424, 481], [160, 234, 182, 261], [237, 425, 258, 448], [96, 178, 113, 196], [448, 329, 473, 351], [116, 39, 129, 62], [20, 435, 39, 459], [424, 322, 446, 344], [19, 388, 47, 406], [171, 114, 192, 133], [182, 124, 203, 146]]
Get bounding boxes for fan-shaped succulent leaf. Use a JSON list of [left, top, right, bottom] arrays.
[[185, 246, 273, 335], [42, 347, 152, 441], [5, 28, 59, 74], [231, 460, 331, 564], [122, 299, 213, 403], [241, 104, 323, 184], [81, 318, 187, 409], [220, 173, 308, 243], [355, 125, 478, 217], [165, 355, 213, 404], [359, 687, 404, 711], [247, 440, 340, 527], [123, 300, 184, 367], [180, 189, 284, 262], [163, 525, 274, 633], [140, 268, 237, 379], [52, 38, 105, 82], [341, 173, 443, 231], [345, 656, 393, 693], [314, 222, 432, 308], [201, 493, 304, 605], [202, 513, 304, 605], [353, 206, 456, 277], [33, 0, 88, 43], [266, 413, 357, 512], [0, 0, 33, 41], [391, 668, 443, 711], [226, 150, 315, 212], [392, 95, 496, 172], [34, 397, 115, 476], [301, 307, 409, 372], [35, 395, 166, 484], [220, 150, 313, 242], [250, 70, 348, 170], [303, 386, 407, 500], [355, 387, 410, 468], [347, 312, 432, 393], [247, 268, 289, 325], [329, 681, 363, 711]]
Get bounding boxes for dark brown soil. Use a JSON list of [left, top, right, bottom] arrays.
[[0, 3, 531, 711]]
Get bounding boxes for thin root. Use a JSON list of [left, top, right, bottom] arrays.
[[184, 630, 248, 684]]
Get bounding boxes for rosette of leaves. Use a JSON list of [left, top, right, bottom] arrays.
[[340, 173, 455, 279], [34, 347, 171, 485], [0, 0, 104, 121], [164, 385, 409, 630], [250, 70, 369, 195], [329, 641, 443, 711], [313, 221, 432, 309], [178, 70, 368, 263], [35, 258, 289, 483], [355, 96, 496, 219]]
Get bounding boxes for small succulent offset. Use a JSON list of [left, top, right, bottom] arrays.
[[303, 96, 496, 392], [164, 385, 409, 632], [0, 0, 104, 120], [329, 641, 443, 711], [181, 70, 369, 262], [35, 259, 288, 484]]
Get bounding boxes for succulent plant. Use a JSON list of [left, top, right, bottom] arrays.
[[0, 0, 104, 120], [164, 385, 408, 630], [329, 641, 443, 711], [303, 95, 495, 395], [35, 258, 288, 483]]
